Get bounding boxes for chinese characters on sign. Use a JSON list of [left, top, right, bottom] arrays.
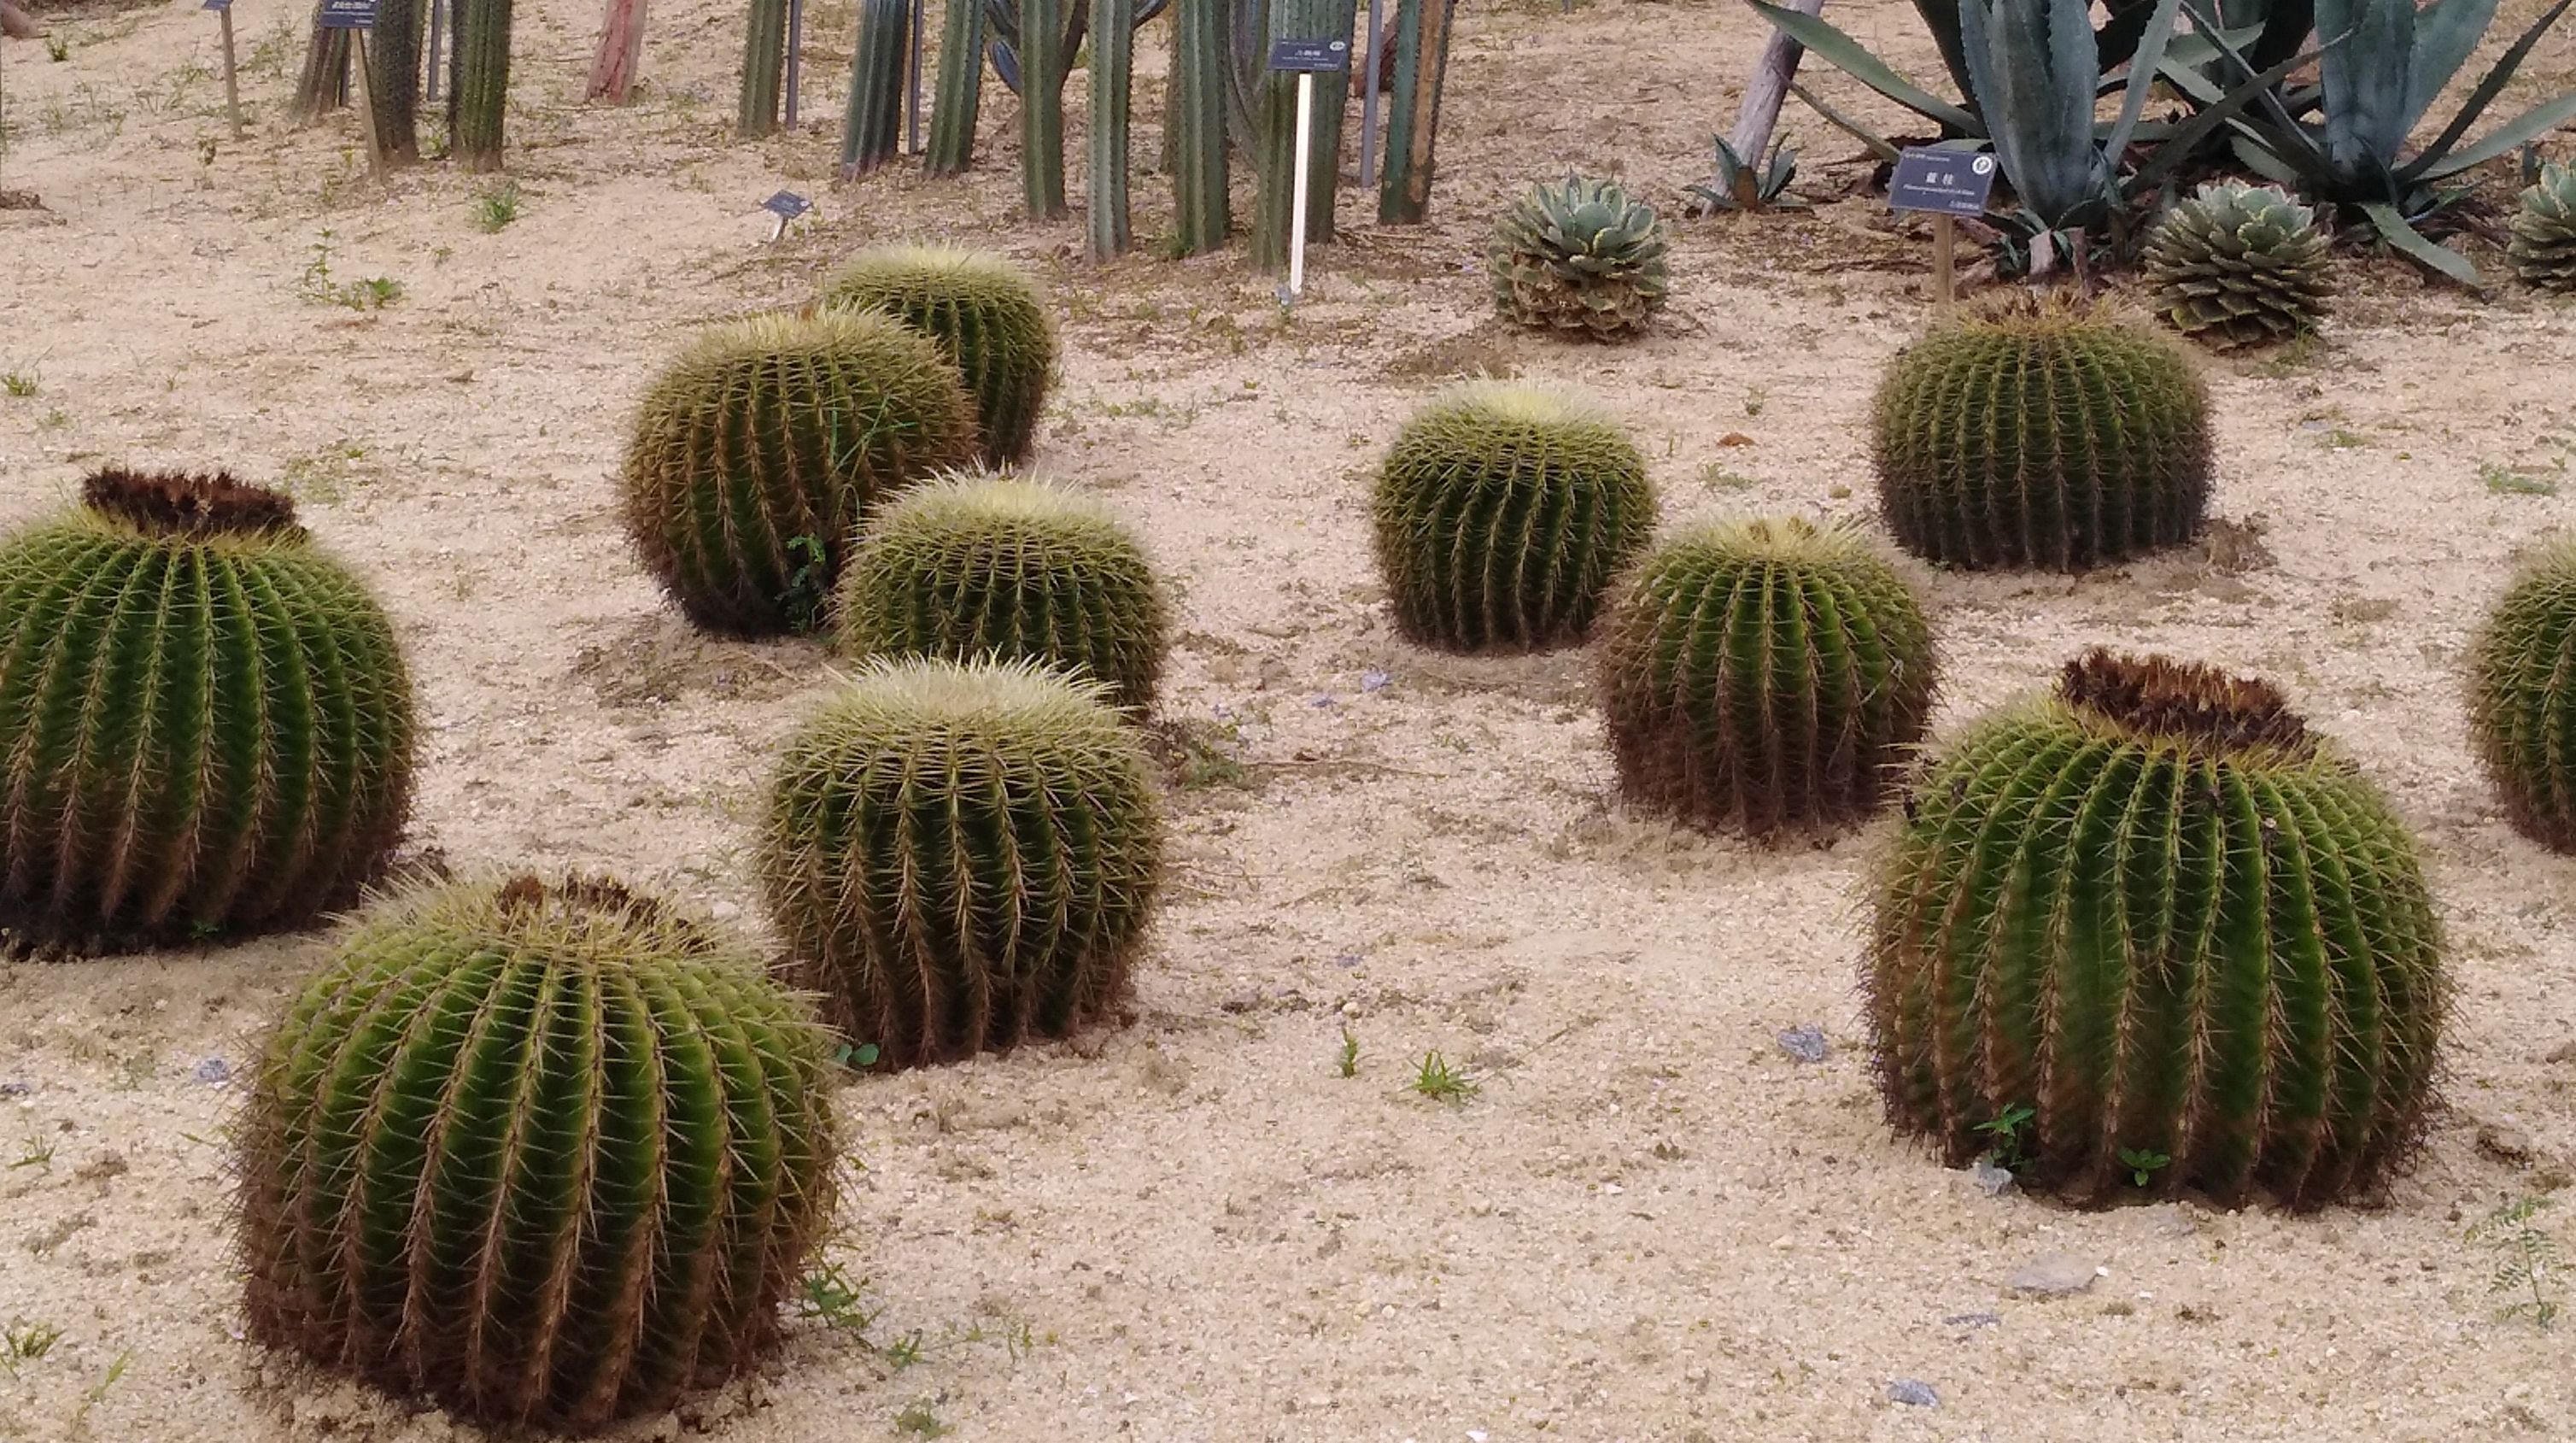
[[1888, 149, 1997, 219]]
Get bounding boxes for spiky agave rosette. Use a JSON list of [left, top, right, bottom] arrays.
[[1868, 649, 2445, 1209], [1489, 174, 1671, 341], [237, 873, 840, 1434], [759, 656, 1162, 1066], [2467, 537, 2576, 849], [2142, 181, 2333, 349], [2509, 162, 2576, 292], [0, 468, 415, 951], [1598, 517, 1935, 835], [1372, 381, 1655, 652], [819, 245, 1059, 465]]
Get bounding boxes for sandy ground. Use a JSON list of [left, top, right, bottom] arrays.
[[3, 0, 2576, 1437]]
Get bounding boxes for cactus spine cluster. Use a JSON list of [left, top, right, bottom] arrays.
[[1868, 649, 2444, 1209], [0, 470, 415, 950], [760, 657, 1162, 1067], [2468, 539, 2576, 850], [1871, 295, 2212, 571], [2141, 181, 2333, 349], [619, 310, 979, 635], [1489, 174, 1671, 340], [822, 247, 1058, 467], [237, 874, 840, 1432], [837, 472, 1170, 711], [1372, 383, 1655, 652], [1598, 518, 1935, 835], [2509, 162, 2576, 292]]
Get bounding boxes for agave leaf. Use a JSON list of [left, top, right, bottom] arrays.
[[2228, 128, 2314, 185], [1909, 0, 1983, 107], [1748, 1, 1982, 134], [2410, 89, 2576, 183], [2105, 0, 2184, 158], [2405, 0, 2575, 179], [2315, 0, 2417, 176], [2359, 199, 2480, 284], [2403, 0, 2503, 134], [1963, 0, 2111, 226], [2130, 26, 2334, 191], [1788, 79, 1905, 163]]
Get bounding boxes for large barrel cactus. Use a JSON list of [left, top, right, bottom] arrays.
[[237, 874, 840, 1434], [836, 471, 1171, 712], [620, 311, 979, 636], [2468, 538, 2576, 850], [760, 657, 1162, 1067], [1372, 383, 1655, 652], [1598, 517, 1935, 836], [0, 469, 414, 950], [1872, 295, 2212, 571], [1869, 649, 2444, 1210], [2141, 181, 2333, 350], [820, 245, 1057, 466], [2509, 161, 2576, 292]]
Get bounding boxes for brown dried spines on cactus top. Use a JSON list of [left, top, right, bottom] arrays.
[[80, 467, 303, 538], [2056, 648, 2313, 758], [492, 871, 676, 931]]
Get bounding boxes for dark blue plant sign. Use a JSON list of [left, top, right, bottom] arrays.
[[1267, 37, 1349, 71], [202, 0, 233, 12], [318, 0, 377, 28], [761, 191, 812, 220], [1888, 148, 1997, 218]]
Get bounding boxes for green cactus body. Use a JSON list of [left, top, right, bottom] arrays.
[[1871, 295, 2212, 571], [1598, 518, 1935, 835], [1372, 383, 1655, 652], [1249, 0, 1358, 270], [1019, 0, 1068, 218], [1489, 174, 1670, 341], [237, 875, 840, 1433], [1168, 0, 1230, 255], [837, 472, 1170, 711], [924, 0, 986, 174], [1869, 649, 2444, 1209], [739, 0, 787, 136], [1378, 0, 1457, 225], [760, 657, 1162, 1067], [2142, 182, 2333, 349], [0, 471, 414, 951], [2509, 162, 2576, 292], [448, 0, 512, 171], [820, 246, 1057, 466], [2468, 538, 2576, 850], [1087, 0, 1135, 259], [620, 310, 979, 636], [839, 0, 912, 175]]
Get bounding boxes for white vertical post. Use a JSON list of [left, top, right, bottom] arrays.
[[1287, 67, 1314, 297]]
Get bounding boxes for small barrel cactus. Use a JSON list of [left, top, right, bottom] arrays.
[[237, 874, 840, 1433], [2142, 181, 2332, 349], [1490, 173, 1671, 341], [1372, 382, 1655, 652], [2468, 538, 2576, 849], [1872, 295, 2212, 571], [819, 245, 1058, 466], [2509, 161, 2576, 292], [836, 470, 1170, 712], [760, 657, 1162, 1067], [0, 469, 414, 950], [620, 310, 980, 636], [1598, 517, 1935, 835], [1869, 649, 2444, 1209]]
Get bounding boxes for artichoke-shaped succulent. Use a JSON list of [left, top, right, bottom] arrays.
[[836, 469, 1171, 712], [237, 874, 840, 1434], [1373, 382, 1655, 652], [1490, 173, 1671, 341], [1598, 517, 1935, 836], [2142, 181, 2333, 349], [819, 245, 1059, 465], [2468, 538, 2576, 849], [620, 310, 980, 635], [760, 657, 1162, 1067], [0, 468, 415, 951], [1870, 649, 2444, 1210], [1872, 294, 2212, 571], [2509, 162, 2576, 292]]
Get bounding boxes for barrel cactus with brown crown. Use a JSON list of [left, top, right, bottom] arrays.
[[2467, 538, 2576, 849], [1871, 295, 2213, 571], [237, 874, 840, 1434], [1869, 649, 2444, 1209], [820, 246, 1058, 466], [0, 469, 415, 951], [619, 310, 980, 636]]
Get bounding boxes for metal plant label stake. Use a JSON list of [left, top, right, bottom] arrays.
[[1267, 35, 1349, 303]]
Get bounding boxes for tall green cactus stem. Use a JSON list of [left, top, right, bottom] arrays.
[[740, 0, 788, 135], [840, 0, 911, 173], [1169, 0, 1231, 254], [620, 311, 980, 636], [760, 657, 1163, 1067], [2468, 539, 2576, 851], [837, 472, 1171, 711], [1250, 0, 1358, 270], [820, 246, 1058, 466], [1019, 0, 1068, 217], [367, 0, 427, 162], [1869, 649, 2445, 1209], [1088, 0, 1135, 258], [925, 0, 988, 173], [1372, 383, 1655, 652], [1872, 294, 2211, 571], [448, 0, 512, 171], [0, 470, 415, 952], [1377, 0, 1454, 223], [1598, 518, 1935, 836], [237, 874, 840, 1432]]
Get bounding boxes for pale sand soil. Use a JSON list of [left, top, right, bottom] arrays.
[[3, 0, 2575, 1437]]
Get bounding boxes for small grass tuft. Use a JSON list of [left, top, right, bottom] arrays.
[[1, 1321, 62, 1378], [1336, 1024, 1360, 1078], [2, 369, 38, 398], [2471, 1194, 2561, 1329], [2483, 462, 2563, 497], [1410, 1051, 1478, 1102], [473, 179, 522, 233]]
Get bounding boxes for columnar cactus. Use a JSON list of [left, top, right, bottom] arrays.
[[1598, 517, 1935, 835], [1372, 383, 1655, 652], [0, 469, 415, 950], [2468, 539, 2576, 849], [1489, 174, 1670, 341], [237, 874, 840, 1433], [821, 247, 1057, 466], [2509, 161, 2576, 292], [2142, 181, 2333, 349], [1869, 649, 2444, 1209], [836, 471, 1171, 711], [620, 310, 979, 635], [760, 657, 1162, 1067], [1872, 295, 2212, 571]]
